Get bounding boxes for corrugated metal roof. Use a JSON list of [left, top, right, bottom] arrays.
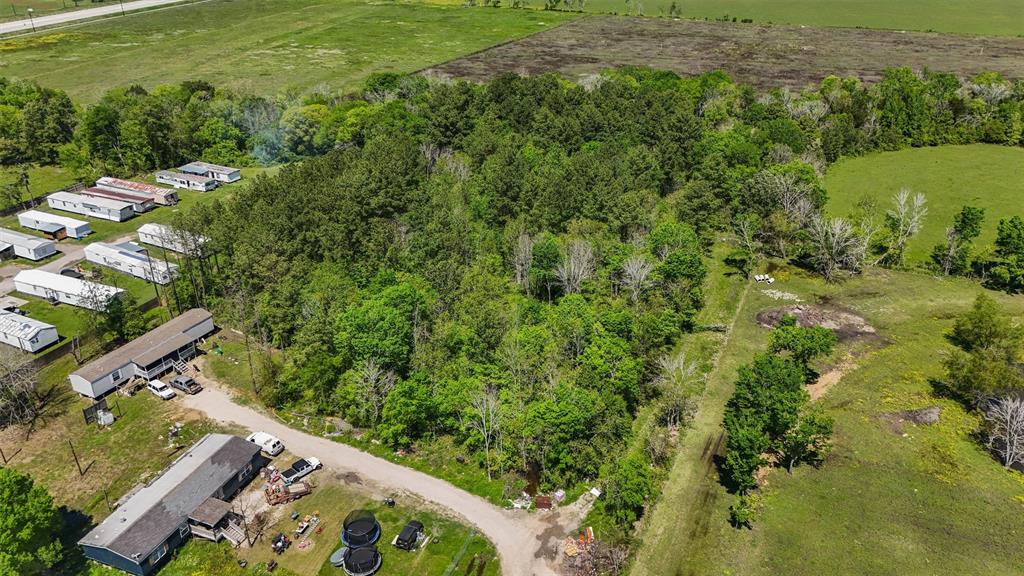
[[81, 187, 154, 206], [0, 310, 53, 340], [14, 269, 123, 299], [18, 209, 89, 228], [70, 308, 212, 381], [79, 434, 260, 560], [49, 191, 134, 212], [95, 177, 174, 197]]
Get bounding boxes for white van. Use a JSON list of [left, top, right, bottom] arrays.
[[246, 431, 284, 456]]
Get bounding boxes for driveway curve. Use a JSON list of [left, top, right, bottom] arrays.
[[182, 380, 565, 576]]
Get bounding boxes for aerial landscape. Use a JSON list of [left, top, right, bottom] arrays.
[[0, 1, 1021, 575]]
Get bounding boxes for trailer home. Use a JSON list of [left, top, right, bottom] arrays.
[[14, 269, 123, 310], [155, 170, 216, 192], [18, 210, 92, 240], [137, 223, 207, 256], [81, 187, 156, 214], [0, 311, 58, 352], [0, 228, 57, 260], [179, 161, 241, 183], [95, 177, 179, 206], [68, 308, 214, 398], [47, 191, 135, 222], [85, 242, 178, 285]]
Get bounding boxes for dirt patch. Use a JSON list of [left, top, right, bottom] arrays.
[[806, 358, 857, 401], [756, 304, 876, 343], [422, 17, 1024, 89], [880, 406, 942, 434]]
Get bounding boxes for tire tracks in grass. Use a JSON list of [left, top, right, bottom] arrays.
[[631, 277, 752, 576]]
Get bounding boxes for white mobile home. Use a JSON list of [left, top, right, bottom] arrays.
[[137, 223, 208, 256], [18, 210, 92, 240], [85, 242, 178, 285], [155, 170, 217, 192], [95, 177, 179, 206], [14, 269, 123, 310], [179, 161, 242, 183], [0, 228, 57, 260], [47, 191, 134, 222], [81, 186, 156, 214], [0, 311, 58, 352], [68, 308, 214, 398]]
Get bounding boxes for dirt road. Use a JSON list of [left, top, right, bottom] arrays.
[[182, 378, 590, 576], [0, 0, 191, 35]]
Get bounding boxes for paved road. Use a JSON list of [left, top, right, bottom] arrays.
[[0, 0, 190, 35], [182, 376, 590, 576]]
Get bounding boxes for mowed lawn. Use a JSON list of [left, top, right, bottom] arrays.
[[0, 0, 574, 102], [825, 144, 1024, 264], [669, 266, 1024, 576], [574, 0, 1023, 36]]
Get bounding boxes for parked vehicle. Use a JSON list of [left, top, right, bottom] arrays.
[[247, 431, 284, 456], [265, 481, 311, 505], [169, 374, 202, 394], [280, 457, 322, 484], [395, 520, 425, 551], [146, 379, 176, 400]]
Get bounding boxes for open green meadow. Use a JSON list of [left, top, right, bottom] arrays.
[[825, 144, 1024, 264], [575, 0, 1024, 37], [0, 0, 574, 102]]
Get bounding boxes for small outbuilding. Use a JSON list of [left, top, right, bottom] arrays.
[[47, 191, 134, 222], [179, 161, 241, 183], [137, 223, 207, 256], [79, 433, 264, 576], [81, 186, 156, 214], [18, 209, 92, 239], [85, 242, 178, 285], [14, 269, 123, 310], [95, 177, 179, 206], [68, 308, 214, 398], [341, 510, 381, 548], [0, 227, 57, 260], [0, 310, 58, 352], [155, 170, 216, 192]]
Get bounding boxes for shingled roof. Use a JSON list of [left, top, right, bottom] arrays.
[[79, 434, 260, 561]]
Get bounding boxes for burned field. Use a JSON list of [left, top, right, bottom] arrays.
[[423, 17, 1024, 89]]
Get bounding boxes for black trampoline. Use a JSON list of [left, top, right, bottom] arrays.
[[342, 545, 382, 576], [341, 510, 381, 548]]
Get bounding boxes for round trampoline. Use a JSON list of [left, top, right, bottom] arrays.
[[341, 510, 381, 548], [342, 546, 382, 576]]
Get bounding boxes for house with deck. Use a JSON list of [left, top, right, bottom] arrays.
[[95, 177, 179, 206], [18, 210, 92, 240], [68, 308, 214, 398], [179, 161, 241, 183], [79, 433, 265, 576], [85, 242, 178, 285]]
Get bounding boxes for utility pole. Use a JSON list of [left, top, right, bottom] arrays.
[[26, 8, 35, 33], [69, 439, 84, 476], [118, 0, 125, 16]]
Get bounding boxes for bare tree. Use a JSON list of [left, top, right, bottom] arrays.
[[984, 395, 1024, 469], [878, 189, 927, 267], [555, 239, 595, 294], [936, 226, 962, 276], [512, 233, 533, 293], [807, 216, 871, 282], [735, 215, 762, 257], [655, 350, 701, 428], [356, 358, 397, 427], [621, 254, 654, 304], [0, 347, 39, 429], [466, 386, 501, 480]]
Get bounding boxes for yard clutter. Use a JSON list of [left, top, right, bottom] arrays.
[[264, 479, 312, 506]]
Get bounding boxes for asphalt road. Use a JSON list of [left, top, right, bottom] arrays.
[[0, 0, 190, 35], [182, 374, 594, 576]]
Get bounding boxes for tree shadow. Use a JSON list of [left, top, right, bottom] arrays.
[[54, 507, 94, 576]]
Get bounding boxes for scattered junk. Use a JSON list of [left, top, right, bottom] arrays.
[[393, 520, 425, 551], [563, 527, 597, 558], [382, 497, 395, 508], [96, 409, 115, 427], [293, 512, 322, 550], [271, 532, 291, 555], [589, 487, 602, 498], [264, 480, 312, 506], [509, 492, 533, 509], [534, 496, 553, 510], [554, 489, 567, 503], [341, 510, 382, 548], [267, 560, 278, 572], [754, 274, 776, 284], [340, 545, 383, 576]]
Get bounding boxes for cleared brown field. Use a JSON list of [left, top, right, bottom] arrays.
[[422, 17, 1024, 89]]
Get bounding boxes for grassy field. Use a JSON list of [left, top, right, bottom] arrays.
[[572, 0, 1024, 37], [0, 0, 574, 102], [638, 263, 1024, 576], [0, 164, 76, 204], [825, 144, 1024, 264]]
